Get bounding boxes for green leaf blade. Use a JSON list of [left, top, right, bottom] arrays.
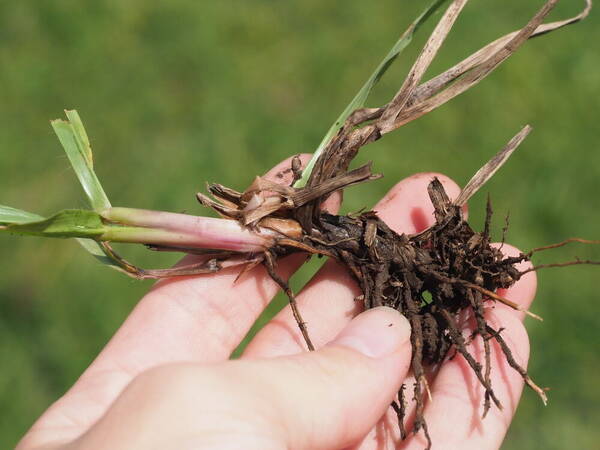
[[0, 205, 132, 272], [294, 0, 448, 188], [0, 209, 106, 238], [2, 112, 137, 273], [65, 109, 94, 166], [0, 205, 46, 225], [51, 111, 111, 211]]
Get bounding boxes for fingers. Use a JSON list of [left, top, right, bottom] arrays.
[[399, 312, 530, 450], [374, 172, 467, 233], [18, 154, 341, 449], [71, 308, 412, 450], [397, 243, 538, 450], [244, 173, 463, 358]]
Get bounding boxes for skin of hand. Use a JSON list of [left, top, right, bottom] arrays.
[[17, 156, 537, 450]]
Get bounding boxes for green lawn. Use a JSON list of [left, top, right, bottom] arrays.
[[1, 1, 599, 448]]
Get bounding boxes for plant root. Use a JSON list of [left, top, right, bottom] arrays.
[[164, 2, 594, 447], [263, 250, 315, 351], [262, 177, 544, 445]]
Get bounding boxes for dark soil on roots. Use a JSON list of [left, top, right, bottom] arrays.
[[138, 3, 595, 447], [264, 177, 543, 449]]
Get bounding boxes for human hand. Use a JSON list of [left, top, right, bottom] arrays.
[[18, 157, 536, 450]]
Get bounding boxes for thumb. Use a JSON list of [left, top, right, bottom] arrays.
[[71, 307, 412, 450], [255, 306, 413, 449]]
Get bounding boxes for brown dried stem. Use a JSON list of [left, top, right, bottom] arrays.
[[388, 0, 561, 132], [296, 0, 588, 231], [378, 0, 469, 132], [454, 126, 532, 207], [411, 0, 592, 106]]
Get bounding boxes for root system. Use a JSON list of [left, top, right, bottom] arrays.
[[188, 2, 595, 447]]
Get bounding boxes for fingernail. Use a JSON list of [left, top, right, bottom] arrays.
[[331, 307, 411, 358]]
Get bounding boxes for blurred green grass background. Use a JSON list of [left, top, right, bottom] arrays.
[[0, 1, 598, 448]]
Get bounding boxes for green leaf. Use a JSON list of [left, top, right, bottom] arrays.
[[0, 206, 134, 271], [51, 110, 111, 211], [65, 109, 94, 166], [0, 209, 106, 238], [49, 111, 120, 266], [3, 112, 133, 273], [0, 205, 45, 225], [294, 0, 448, 188]]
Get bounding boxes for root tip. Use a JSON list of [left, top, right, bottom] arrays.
[[526, 376, 549, 405]]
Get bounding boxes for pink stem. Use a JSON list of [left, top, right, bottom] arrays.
[[101, 207, 276, 252]]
